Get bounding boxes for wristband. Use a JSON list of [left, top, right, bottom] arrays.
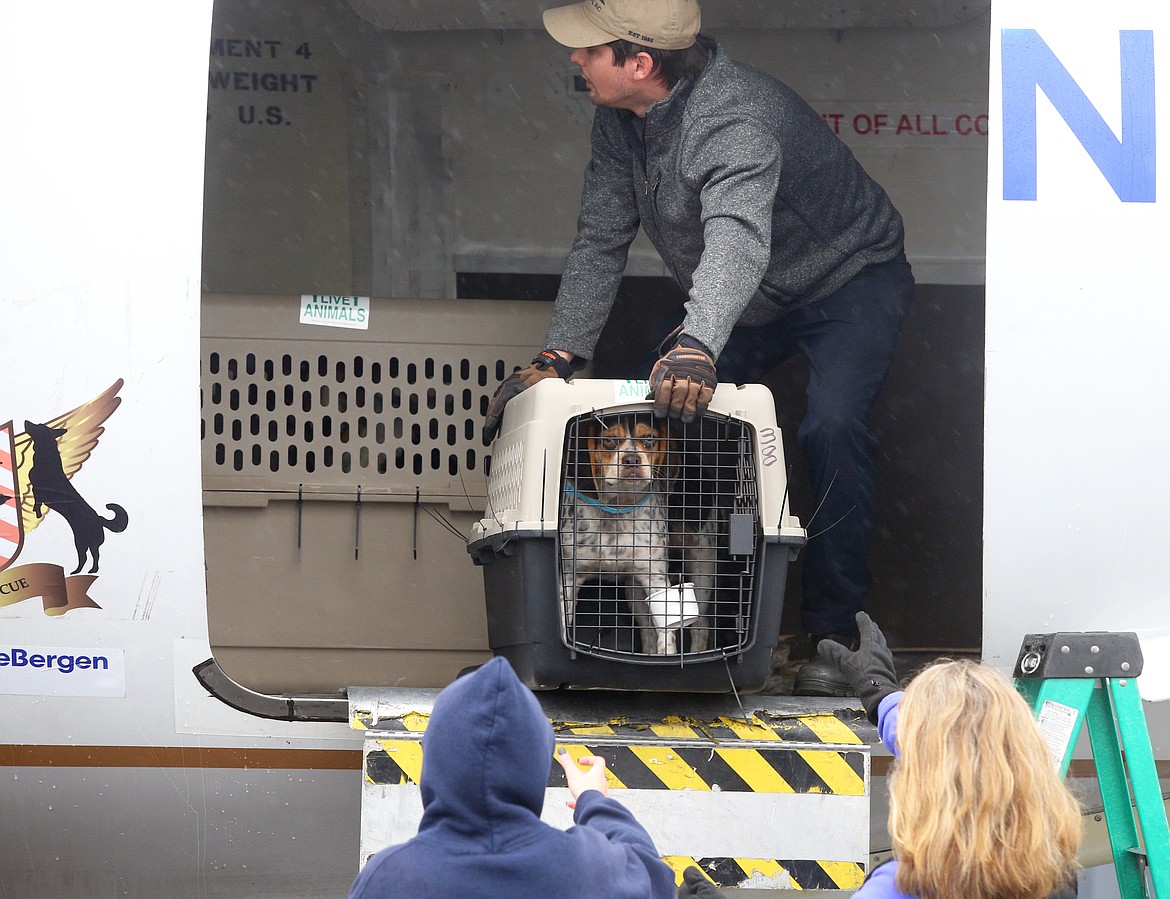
[[532, 350, 575, 380]]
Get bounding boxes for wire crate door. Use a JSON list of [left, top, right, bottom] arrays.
[[557, 409, 765, 665]]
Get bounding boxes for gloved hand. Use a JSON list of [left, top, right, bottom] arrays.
[[483, 350, 575, 443], [818, 612, 899, 725], [678, 866, 726, 898], [647, 334, 717, 423]]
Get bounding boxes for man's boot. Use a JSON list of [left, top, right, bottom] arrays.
[[793, 633, 859, 697]]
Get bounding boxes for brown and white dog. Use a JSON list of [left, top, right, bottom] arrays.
[[559, 414, 716, 655]]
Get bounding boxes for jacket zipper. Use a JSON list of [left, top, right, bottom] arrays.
[[647, 170, 662, 226], [647, 171, 679, 282]]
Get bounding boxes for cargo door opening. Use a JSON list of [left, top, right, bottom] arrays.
[[201, 0, 989, 697]]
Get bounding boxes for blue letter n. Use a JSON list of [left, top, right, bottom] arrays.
[[1002, 29, 1155, 202]]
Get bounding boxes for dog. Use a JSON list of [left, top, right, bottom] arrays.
[[24, 420, 129, 575], [559, 414, 718, 655]]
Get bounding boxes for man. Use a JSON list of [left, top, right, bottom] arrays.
[[484, 0, 914, 696], [347, 656, 675, 899]]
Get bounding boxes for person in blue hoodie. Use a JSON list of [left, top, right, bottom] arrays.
[[818, 614, 1082, 899], [347, 656, 676, 899]]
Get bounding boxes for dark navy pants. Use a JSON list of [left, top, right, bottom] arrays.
[[707, 254, 914, 638]]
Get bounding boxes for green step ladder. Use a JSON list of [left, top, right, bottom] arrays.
[[1014, 632, 1170, 899]]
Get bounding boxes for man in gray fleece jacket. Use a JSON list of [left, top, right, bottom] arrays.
[[484, 0, 914, 696]]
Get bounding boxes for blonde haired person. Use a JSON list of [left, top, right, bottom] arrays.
[[819, 613, 1083, 899]]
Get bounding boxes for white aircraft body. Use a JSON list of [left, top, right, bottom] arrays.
[[2, 0, 1168, 896]]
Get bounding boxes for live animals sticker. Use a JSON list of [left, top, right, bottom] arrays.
[[613, 379, 650, 403], [300, 294, 370, 330]]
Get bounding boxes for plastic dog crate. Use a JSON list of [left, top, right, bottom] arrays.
[[468, 378, 805, 692]]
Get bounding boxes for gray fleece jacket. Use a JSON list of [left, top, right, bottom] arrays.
[[544, 38, 906, 361]]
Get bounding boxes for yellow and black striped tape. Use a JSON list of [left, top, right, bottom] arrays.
[[356, 706, 869, 742], [362, 710, 869, 890], [555, 708, 870, 746], [367, 712, 865, 789], [366, 738, 864, 796], [364, 710, 867, 796], [549, 742, 864, 795], [663, 856, 866, 891]]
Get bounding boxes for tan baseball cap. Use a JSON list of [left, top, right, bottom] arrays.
[[543, 0, 701, 51]]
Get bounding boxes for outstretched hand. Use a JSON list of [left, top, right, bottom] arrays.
[[818, 611, 899, 724], [555, 747, 609, 809]]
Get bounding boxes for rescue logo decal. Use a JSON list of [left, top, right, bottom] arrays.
[[1, 380, 128, 615]]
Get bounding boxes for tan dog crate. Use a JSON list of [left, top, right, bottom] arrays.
[[201, 294, 548, 694]]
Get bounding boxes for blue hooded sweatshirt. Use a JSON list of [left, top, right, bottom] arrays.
[[348, 656, 676, 899]]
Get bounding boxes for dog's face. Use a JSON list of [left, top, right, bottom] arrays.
[[586, 417, 668, 496]]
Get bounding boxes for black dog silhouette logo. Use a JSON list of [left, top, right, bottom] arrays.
[[1, 380, 128, 615]]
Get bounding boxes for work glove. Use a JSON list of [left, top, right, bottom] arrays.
[[483, 350, 575, 443], [677, 866, 726, 898], [818, 611, 899, 725], [647, 333, 717, 423]]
